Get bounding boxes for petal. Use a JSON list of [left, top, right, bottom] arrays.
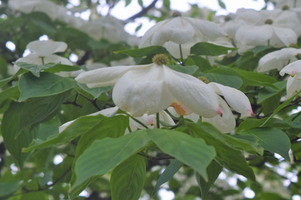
[[202, 97, 236, 133], [235, 25, 273, 46], [139, 20, 167, 48], [27, 40, 68, 57], [170, 99, 193, 116], [75, 64, 150, 87], [257, 51, 286, 72], [112, 64, 174, 117], [150, 17, 195, 45], [164, 66, 220, 118], [272, 26, 297, 47], [159, 110, 176, 126], [185, 17, 227, 40], [43, 55, 73, 65], [286, 74, 301, 98], [280, 60, 301, 76], [208, 82, 253, 117], [14, 54, 42, 66]]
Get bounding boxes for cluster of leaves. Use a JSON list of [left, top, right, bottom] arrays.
[[1, 1, 301, 200]]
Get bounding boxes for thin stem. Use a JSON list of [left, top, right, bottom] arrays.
[[78, 92, 101, 111], [41, 57, 45, 65], [179, 44, 184, 66], [123, 112, 149, 129], [156, 112, 160, 128]]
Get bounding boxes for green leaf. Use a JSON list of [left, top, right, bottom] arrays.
[[138, 0, 143, 7], [125, 0, 131, 6], [258, 81, 286, 103], [240, 128, 291, 161], [43, 63, 81, 74], [187, 123, 256, 182], [168, 65, 198, 75], [111, 155, 146, 200], [0, 181, 22, 197], [18, 72, 77, 101], [78, 83, 112, 98], [0, 86, 20, 113], [260, 90, 301, 127], [114, 46, 169, 58], [191, 42, 236, 56], [218, 0, 226, 9], [24, 114, 108, 152], [153, 159, 183, 195], [198, 72, 243, 89], [72, 131, 150, 188], [147, 129, 216, 180], [1, 102, 38, 168], [17, 92, 68, 138], [209, 67, 277, 88], [14, 62, 58, 77], [135, 24, 142, 32], [196, 160, 223, 200], [188, 55, 212, 71], [198, 122, 263, 155], [163, 0, 170, 8], [0, 68, 26, 88]]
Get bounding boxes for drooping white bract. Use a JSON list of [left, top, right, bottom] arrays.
[[75, 63, 221, 118], [139, 14, 227, 58], [258, 48, 301, 72], [14, 40, 72, 71]]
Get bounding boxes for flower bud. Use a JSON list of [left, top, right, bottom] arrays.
[[172, 11, 182, 18], [264, 19, 273, 24], [198, 76, 209, 84], [282, 5, 290, 10]]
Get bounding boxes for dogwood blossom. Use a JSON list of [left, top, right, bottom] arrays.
[[257, 48, 301, 72], [14, 40, 72, 71], [76, 54, 221, 117], [139, 12, 227, 58]]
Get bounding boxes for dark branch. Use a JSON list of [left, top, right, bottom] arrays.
[[126, 0, 158, 21]]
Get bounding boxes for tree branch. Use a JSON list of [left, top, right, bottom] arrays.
[[126, 0, 158, 21]]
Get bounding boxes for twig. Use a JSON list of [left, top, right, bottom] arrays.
[[126, 0, 158, 21]]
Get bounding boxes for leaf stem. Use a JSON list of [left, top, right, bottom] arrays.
[[156, 112, 160, 128]]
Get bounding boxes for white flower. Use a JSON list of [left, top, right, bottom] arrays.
[[285, 74, 301, 98], [235, 24, 297, 53], [14, 40, 72, 72], [139, 13, 227, 58], [75, 55, 221, 118], [258, 48, 301, 72]]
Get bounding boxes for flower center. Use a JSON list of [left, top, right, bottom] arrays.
[[198, 76, 209, 84], [152, 54, 169, 65], [282, 5, 290, 10], [224, 15, 232, 22], [264, 19, 273, 24], [172, 11, 182, 17]]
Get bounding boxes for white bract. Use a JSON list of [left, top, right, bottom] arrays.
[[139, 13, 227, 58], [258, 48, 301, 72], [280, 60, 301, 98], [14, 40, 72, 71], [76, 55, 221, 117]]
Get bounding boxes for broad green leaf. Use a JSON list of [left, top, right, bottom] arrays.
[[209, 67, 277, 88], [188, 55, 212, 71], [111, 155, 146, 200], [114, 46, 169, 58], [237, 117, 301, 132], [196, 160, 223, 200], [240, 128, 291, 161], [187, 123, 256, 182], [24, 114, 107, 152], [163, 0, 170, 8], [168, 65, 198, 75], [191, 42, 236, 56], [17, 92, 68, 138], [73, 131, 150, 188], [147, 129, 216, 180], [69, 115, 129, 199], [0, 68, 26, 88], [1, 102, 38, 168], [198, 72, 243, 89], [78, 83, 112, 98], [8, 191, 49, 200], [14, 62, 57, 77], [198, 122, 263, 155], [0, 181, 22, 197], [258, 81, 286, 103], [0, 86, 20, 113], [260, 90, 301, 126], [153, 159, 183, 195], [18, 72, 77, 101]]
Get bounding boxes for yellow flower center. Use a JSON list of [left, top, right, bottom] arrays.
[[264, 19, 273, 24], [152, 54, 169, 65], [282, 5, 290, 10], [198, 76, 209, 84]]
